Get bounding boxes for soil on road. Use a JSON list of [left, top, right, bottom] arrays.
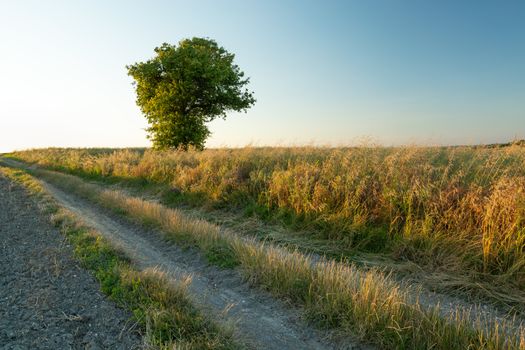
[[0, 174, 142, 350]]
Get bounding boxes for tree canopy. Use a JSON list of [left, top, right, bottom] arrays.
[[127, 37, 256, 150]]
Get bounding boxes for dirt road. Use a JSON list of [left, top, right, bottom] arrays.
[[0, 174, 142, 349], [36, 173, 368, 350]]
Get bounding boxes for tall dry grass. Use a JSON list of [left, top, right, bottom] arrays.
[[9, 145, 525, 286]]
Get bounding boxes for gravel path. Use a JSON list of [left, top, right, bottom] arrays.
[[35, 173, 370, 350], [0, 174, 142, 349]]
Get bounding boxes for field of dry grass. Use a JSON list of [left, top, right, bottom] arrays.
[[9, 144, 525, 293]]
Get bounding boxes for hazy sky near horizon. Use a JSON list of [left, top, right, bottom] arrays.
[[0, 0, 524, 152]]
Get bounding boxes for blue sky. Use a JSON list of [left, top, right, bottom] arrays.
[[0, 0, 523, 152]]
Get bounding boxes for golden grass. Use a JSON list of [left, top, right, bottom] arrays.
[[10, 163, 524, 349], [9, 145, 525, 290]]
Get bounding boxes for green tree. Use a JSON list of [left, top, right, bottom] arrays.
[[127, 37, 256, 150]]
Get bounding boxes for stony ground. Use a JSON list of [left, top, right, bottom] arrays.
[[0, 174, 142, 350]]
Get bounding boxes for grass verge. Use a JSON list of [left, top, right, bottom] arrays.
[[0, 166, 238, 350], [3, 161, 524, 349]]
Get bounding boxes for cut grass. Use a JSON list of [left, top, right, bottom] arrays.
[[4, 161, 524, 349], [0, 166, 239, 350]]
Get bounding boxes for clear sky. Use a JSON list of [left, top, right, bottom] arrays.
[[0, 0, 524, 152]]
